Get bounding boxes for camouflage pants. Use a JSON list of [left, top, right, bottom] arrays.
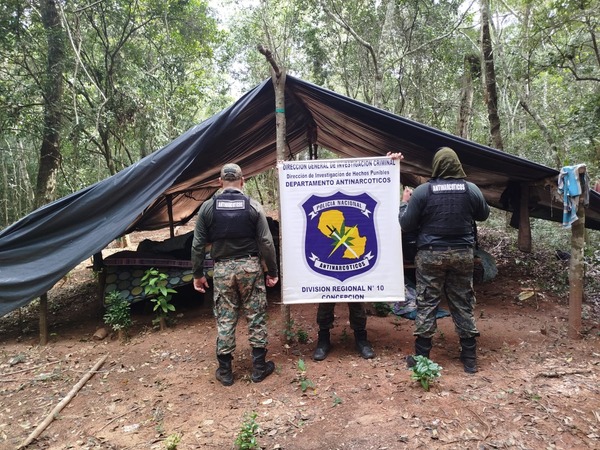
[[414, 248, 479, 339], [212, 256, 268, 355], [316, 302, 367, 330]]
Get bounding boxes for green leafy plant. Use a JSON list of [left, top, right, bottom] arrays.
[[296, 359, 315, 393], [234, 412, 259, 450], [373, 302, 391, 316], [296, 328, 309, 344], [164, 432, 181, 450], [283, 320, 309, 344], [332, 392, 343, 406], [103, 290, 132, 341], [141, 268, 177, 330], [410, 355, 442, 391], [340, 327, 349, 343], [283, 319, 296, 342]]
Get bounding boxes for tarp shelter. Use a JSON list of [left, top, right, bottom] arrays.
[[1, 76, 599, 317]]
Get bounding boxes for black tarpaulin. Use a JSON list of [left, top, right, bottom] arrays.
[[1, 76, 599, 316]]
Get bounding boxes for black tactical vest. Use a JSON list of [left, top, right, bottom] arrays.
[[209, 191, 256, 241], [420, 179, 474, 236]]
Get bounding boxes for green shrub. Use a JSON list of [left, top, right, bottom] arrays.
[[235, 412, 259, 450], [410, 355, 442, 391], [141, 268, 177, 330], [103, 290, 132, 334]]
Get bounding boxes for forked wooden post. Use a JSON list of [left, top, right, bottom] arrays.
[[567, 166, 587, 339], [258, 45, 291, 340], [273, 69, 291, 339]]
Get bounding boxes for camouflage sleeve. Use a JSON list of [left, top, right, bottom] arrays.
[[191, 201, 212, 277], [251, 200, 278, 277]]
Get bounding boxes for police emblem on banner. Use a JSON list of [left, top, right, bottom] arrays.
[[302, 192, 378, 282]]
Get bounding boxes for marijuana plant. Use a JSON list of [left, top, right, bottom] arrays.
[[410, 355, 442, 391], [103, 290, 132, 341], [297, 359, 315, 393], [141, 268, 177, 330], [234, 412, 259, 450]]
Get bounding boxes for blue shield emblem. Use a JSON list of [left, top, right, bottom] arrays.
[[302, 192, 378, 281]]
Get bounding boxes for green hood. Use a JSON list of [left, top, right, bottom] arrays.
[[431, 147, 466, 179]]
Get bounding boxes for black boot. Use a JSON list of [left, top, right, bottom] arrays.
[[313, 329, 332, 361], [354, 329, 375, 359], [216, 353, 233, 386], [406, 336, 432, 368], [251, 347, 275, 382], [460, 337, 478, 374]]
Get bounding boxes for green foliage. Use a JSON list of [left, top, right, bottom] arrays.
[[141, 268, 177, 322], [340, 327, 349, 343], [0, 0, 229, 227], [296, 359, 315, 393], [283, 319, 296, 342], [296, 328, 309, 344], [282, 319, 309, 344], [373, 302, 391, 317], [164, 432, 181, 450], [103, 290, 132, 332], [234, 412, 259, 450], [244, 169, 279, 210], [332, 392, 343, 406], [410, 355, 442, 391]]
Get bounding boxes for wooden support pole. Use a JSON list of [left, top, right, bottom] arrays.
[[568, 197, 586, 339], [258, 44, 291, 341], [517, 183, 532, 252], [167, 194, 175, 238], [93, 252, 106, 313], [39, 293, 48, 346], [272, 68, 291, 341]]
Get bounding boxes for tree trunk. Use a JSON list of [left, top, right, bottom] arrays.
[[519, 96, 563, 167], [457, 55, 479, 139], [1, 151, 7, 226], [480, 0, 504, 150], [322, 3, 381, 107], [35, 0, 65, 209], [374, 0, 396, 109]]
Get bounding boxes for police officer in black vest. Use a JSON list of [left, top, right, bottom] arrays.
[[392, 148, 489, 373], [192, 163, 279, 386]]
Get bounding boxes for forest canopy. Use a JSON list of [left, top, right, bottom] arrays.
[[1, 0, 599, 228]]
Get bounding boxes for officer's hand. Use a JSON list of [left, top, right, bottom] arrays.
[[387, 151, 404, 161], [402, 187, 413, 202], [265, 275, 279, 288], [193, 276, 210, 293]]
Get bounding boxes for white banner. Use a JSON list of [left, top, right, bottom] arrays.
[[277, 156, 404, 304]]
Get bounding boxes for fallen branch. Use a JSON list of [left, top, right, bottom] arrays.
[[537, 398, 593, 445], [0, 360, 61, 378], [97, 405, 142, 432], [18, 354, 108, 449], [535, 369, 592, 378], [465, 406, 491, 441]]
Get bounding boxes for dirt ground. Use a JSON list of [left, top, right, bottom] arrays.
[[0, 225, 599, 450]]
